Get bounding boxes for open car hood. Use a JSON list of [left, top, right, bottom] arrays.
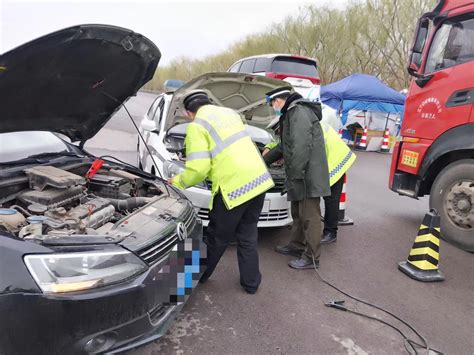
[[165, 72, 290, 130], [0, 24, 160, 142]]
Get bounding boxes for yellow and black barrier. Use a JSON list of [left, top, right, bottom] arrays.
[[398, 209, 445, 282]]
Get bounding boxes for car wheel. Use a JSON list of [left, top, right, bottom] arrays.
[[429, 159, 474, 252]]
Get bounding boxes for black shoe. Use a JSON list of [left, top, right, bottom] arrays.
[[243, 287, 258, 294], [288, 258, 318, 270], [274, 245, 304, 257], [199, 272, 210, 284], [321, 232, 337, 245]]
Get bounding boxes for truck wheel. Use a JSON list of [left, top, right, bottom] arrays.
[[429, 159, 474, 251]]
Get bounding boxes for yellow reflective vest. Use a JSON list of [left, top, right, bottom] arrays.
[[320, 122, 356, 186], [265, 122, 356, 186], [172, 105, 274, 210]]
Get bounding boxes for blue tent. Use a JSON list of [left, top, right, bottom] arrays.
[[320, 74, 405, 125]]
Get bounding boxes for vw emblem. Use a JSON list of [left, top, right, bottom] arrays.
[[176, 222, 188, 241]]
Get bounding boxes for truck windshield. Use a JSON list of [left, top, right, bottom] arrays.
[[425, 14, 474, 73]]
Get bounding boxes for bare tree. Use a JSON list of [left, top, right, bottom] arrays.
[[144, 0, 436, 92]]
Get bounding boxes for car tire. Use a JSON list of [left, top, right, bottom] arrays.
[[429, 159, 474, 252]]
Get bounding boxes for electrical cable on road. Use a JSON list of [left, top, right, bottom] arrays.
[[101, 91, 170, 196], [298, 151, 439, 354], [311, 255, 443, 355]]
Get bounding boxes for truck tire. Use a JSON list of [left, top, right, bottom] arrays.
[[429, 159, 474, 252]]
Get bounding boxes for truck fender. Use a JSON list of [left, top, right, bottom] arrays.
[[419, 123, 474, 179]]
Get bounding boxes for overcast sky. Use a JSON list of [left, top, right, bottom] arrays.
[[1, 0, 349, 65]]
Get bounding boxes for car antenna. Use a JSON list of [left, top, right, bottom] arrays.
[[101, 91, 170, 196]]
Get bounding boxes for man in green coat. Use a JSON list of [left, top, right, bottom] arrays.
[[264, 87, 330, 269]]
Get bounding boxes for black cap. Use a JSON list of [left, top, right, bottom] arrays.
[[265, 86, 292, 103], [183, 91, 210, 112]]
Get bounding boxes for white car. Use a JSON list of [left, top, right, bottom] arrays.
[[227, 54, 321, 100], [137, 73, 292, 227]]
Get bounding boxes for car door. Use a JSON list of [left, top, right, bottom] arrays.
[[403, 12, 474, 140]]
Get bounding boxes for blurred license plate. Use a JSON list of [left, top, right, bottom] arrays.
[[262, 200, 270, 213]]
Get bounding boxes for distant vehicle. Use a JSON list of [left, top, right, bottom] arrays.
[[0, 25, 204, 354], [163, 79, 185, 93], [389, 0, 474, 251], [137, 72, 292, 228], [227, 54, 321, 99]]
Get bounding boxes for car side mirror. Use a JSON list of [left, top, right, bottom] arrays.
[[141, 120, 158, 133]]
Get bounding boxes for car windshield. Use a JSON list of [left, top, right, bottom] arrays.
[[0, 131, 71, 163]]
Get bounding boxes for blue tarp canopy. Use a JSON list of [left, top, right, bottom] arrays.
[[320, 74, 405, 125]]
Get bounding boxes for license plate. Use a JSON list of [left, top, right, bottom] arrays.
[[401, 150, 419, 168], [262, 200, 270, 213]]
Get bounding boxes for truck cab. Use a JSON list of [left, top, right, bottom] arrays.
[[390, 0, 474, 251]]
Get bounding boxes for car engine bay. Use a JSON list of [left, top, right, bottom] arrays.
[[0, 163, 169, 241], [163, 123, 286, 193]]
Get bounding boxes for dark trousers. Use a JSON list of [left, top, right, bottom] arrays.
[[289, 198, 322, 261], [203, 193, 265, 292], [323, 174, 345, 235]]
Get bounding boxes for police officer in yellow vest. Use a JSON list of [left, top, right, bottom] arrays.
[[170, 91, 274, 294]]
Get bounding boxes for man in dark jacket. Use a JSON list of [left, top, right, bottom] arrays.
[[263, 87, 330, 269]]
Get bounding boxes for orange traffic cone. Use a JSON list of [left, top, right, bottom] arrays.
[[338, 174, 354, 225], [379, 128, 390, 153], [356, 126, 368, 150]]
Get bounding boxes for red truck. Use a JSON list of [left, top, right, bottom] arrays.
[[390, 0, 473, 251]]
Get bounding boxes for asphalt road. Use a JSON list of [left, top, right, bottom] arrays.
[[88, 92, 473, 355]]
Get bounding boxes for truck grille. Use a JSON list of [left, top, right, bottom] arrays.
[[137, 204, 196, 266]]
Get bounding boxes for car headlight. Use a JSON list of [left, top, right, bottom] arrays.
[[163, 160, 208, 190], [24, 248, 147, 294]]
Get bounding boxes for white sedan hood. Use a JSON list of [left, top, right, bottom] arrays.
[[164, 72, 290, 130]]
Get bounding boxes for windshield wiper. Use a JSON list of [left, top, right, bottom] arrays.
[[0, 152, 85, 166], [27, 151, 84, 160]]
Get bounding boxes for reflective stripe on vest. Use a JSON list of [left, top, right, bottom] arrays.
[[329, 150, 354, 179], [227, 171, 272, 201], [187, 151, 212, 161], [321, 121, 356, 186], [193, 118, 250, 158]]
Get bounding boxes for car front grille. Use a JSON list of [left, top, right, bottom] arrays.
[[259, 208, 290, 221], [148, 304, 167, 324], [137, 204, 196, 266], [198, 207, 289, 222], [268, 167, 286, 193], [267, 178, 286, 193]]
